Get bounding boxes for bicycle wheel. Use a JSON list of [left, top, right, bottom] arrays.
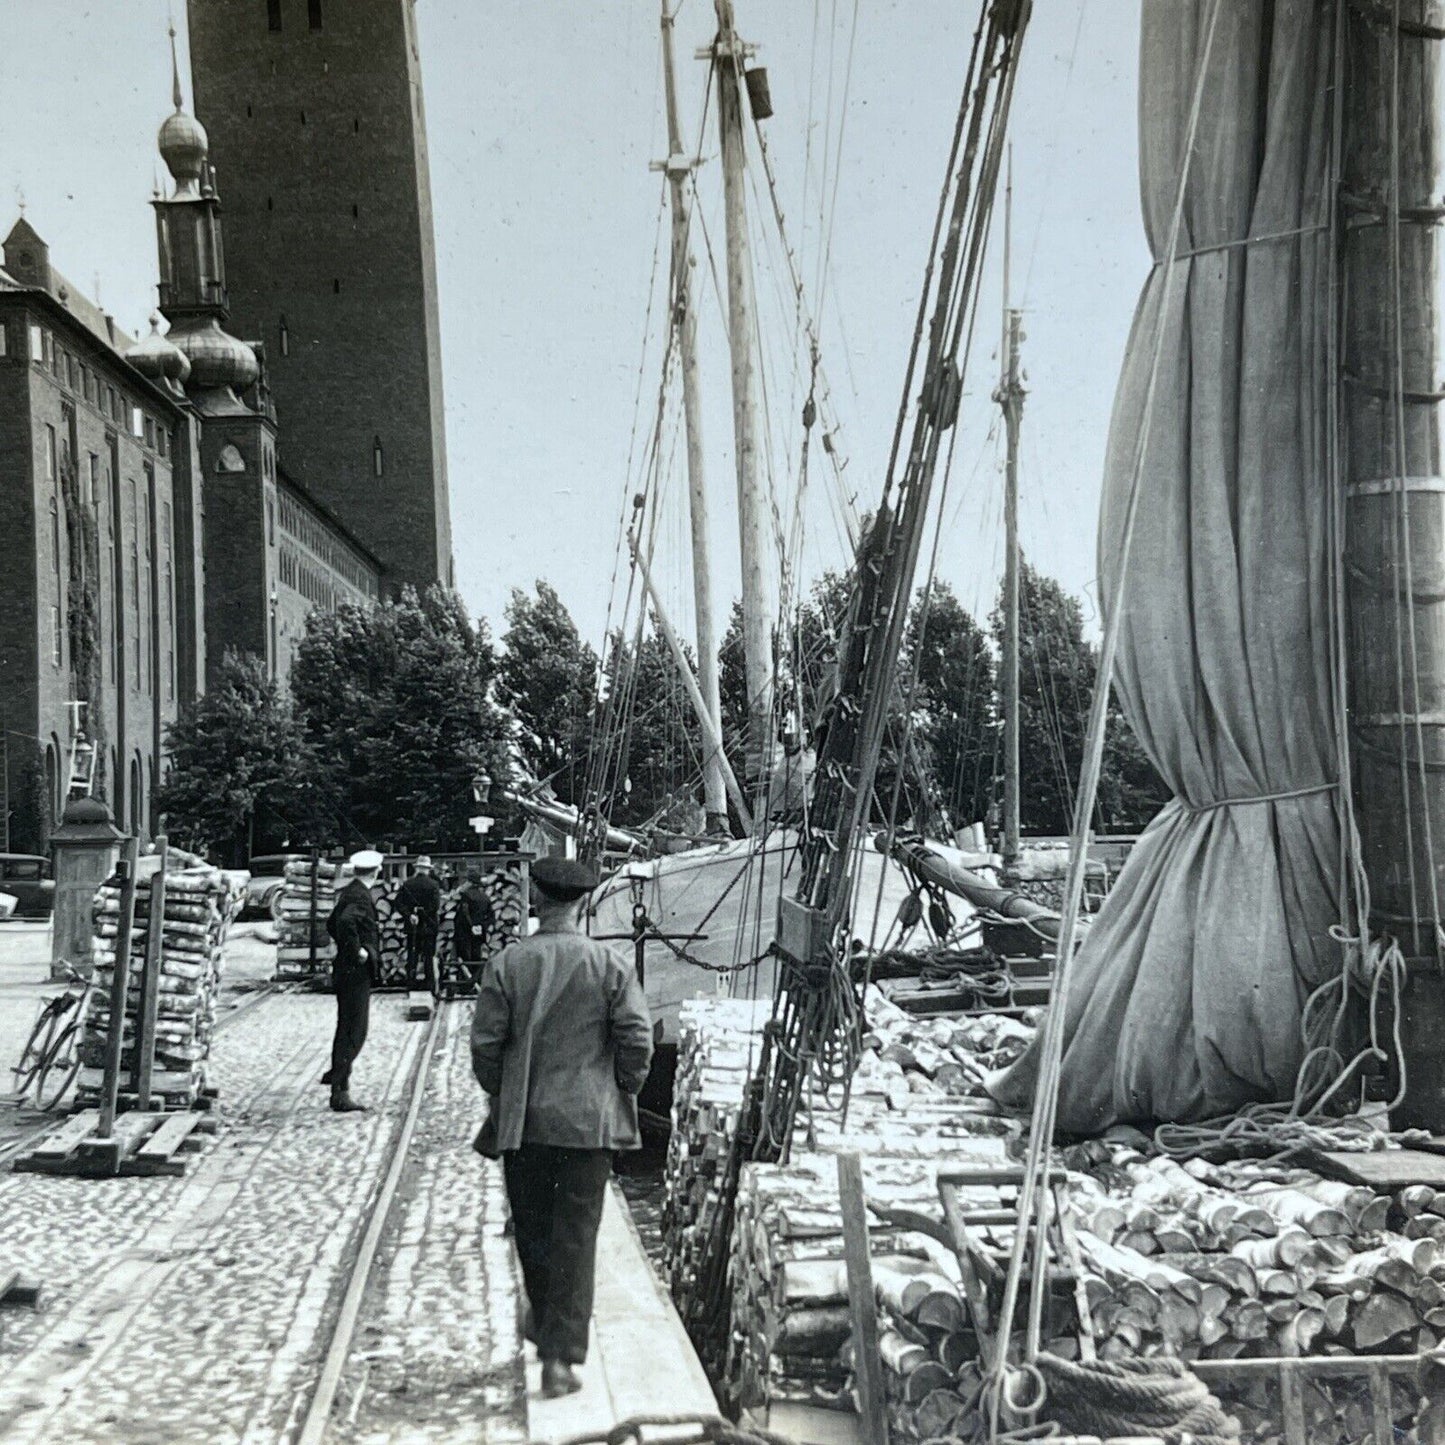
[[33, 1015, 83, 1112], [11, 1004, 65, 1103]]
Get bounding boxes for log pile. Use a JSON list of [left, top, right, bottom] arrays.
[[79, 861, 246, 1108], [275, 858, 339, 979], [668, 991, 1445, 1444], [1061, 1142, 1445, 1365]]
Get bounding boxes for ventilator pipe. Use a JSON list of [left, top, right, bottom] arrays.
[[877, 832, 1085, 945]]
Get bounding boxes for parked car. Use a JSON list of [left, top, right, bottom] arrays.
[[243, 854, 303, 920], [0, 854, 55, 919]]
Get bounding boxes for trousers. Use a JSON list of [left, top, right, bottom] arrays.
[[404, 916, 439, 994], [330, 962, 371, 1092], [502, 1144, 612, 1365]]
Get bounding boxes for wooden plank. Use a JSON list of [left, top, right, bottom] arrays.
[[1304, 1148, 1445, 1190], [1053, 1184, 1096, 1363], [134, 1112, 205, 1161], [837, 1153, 889, 1445], [78, 1110, 161, 1159], [98, 838, 139, 1137], [1278, 1360, 1307, 1445], [939, 1182, 999, 1371], [29, 1109, 102, 1160], [135, 838, 168, 1108], [1368, 1362, 1394, 1445]]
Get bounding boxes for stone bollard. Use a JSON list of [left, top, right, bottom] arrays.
[[49, 797, 124, 981]]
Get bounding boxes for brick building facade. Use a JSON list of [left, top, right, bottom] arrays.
[[188, 0, 453, 592], [0, 48, 384, 851]]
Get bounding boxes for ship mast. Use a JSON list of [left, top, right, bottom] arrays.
[[996, 157, 1024, 872], [657, 0, 729, 835], [712, 0, 776, 795]]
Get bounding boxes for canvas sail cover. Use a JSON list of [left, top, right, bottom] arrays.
[[991, 1, 1345, 1130]]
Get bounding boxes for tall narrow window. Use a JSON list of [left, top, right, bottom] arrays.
[[308, 0, 322, 28], [332, 278, 340, 295], [44, 424, 56, 483], [279, 315, 289, 356], [88, 453, 100, 507], [373, 436, 384, 477], [267, 0, 282, 31]]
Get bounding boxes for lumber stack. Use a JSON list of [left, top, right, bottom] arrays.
[[79, 862, 246, 1108], [275, 857, 339, 979], [1060, 1142, 1445, 1365]]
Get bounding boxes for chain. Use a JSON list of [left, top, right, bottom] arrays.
[[532, 1413, 799, 1445]]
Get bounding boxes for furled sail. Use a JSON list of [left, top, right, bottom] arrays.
[[992, 0, 1346, 1129]]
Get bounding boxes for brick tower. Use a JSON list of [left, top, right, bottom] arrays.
[[186, 0, 452, 592]]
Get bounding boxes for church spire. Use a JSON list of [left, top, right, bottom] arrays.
[[170, 20, 184, 113]]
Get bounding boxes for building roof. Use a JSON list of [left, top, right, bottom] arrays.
[[276, 462, 387, 578]]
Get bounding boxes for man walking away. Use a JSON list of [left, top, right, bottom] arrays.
[[396, 855, 443, 998], [454, 868, 495, 983], [324, 849, 382, 1113], [470, 857, 653, 1399]]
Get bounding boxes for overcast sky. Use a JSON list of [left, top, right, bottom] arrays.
[[0, 0, 1144, 649]]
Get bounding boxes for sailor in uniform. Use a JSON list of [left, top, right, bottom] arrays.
[[324, 848, 383, 1114]]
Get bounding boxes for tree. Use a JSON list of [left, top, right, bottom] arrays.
[[612, 627, 703, 829], [992, 559, 1169, 836], [290, 586, 511, 850], [498, 581, 598, 806], [157, 652, 323, 864], [904, 583, 997, 831]]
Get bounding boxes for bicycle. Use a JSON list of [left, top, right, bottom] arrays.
[[11, 960, 94, 1112]]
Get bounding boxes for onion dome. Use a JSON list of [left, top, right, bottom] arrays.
[[170, 315, 260, 392], [159, 110, 209, 196], [126, 312, 192, 389]]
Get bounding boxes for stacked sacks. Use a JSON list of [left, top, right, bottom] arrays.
[[80, 860, 246, 1107], [275, 857, 339, 979]]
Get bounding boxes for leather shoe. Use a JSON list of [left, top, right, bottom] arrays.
[[329, 1090, 367, 1113], [540, 1360, 581, 1398]]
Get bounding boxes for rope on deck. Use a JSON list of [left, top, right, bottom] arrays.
[[537, 1413, 798, 1445], [1031, 1354, 1239, 1445]]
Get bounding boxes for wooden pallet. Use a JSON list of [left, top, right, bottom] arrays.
[[11, 1108, 217, 1178], [0, 1267, 41, 1309]]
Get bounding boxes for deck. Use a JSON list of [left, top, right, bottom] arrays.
[[525, 1182, 717, 1442]]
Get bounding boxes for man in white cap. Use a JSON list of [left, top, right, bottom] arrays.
[[323, 849, 383, 1113], [395, 855, 443, 998], [471, 856, 653, 1398]]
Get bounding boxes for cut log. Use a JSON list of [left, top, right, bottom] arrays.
[[1351, 1291, 1418, 1350]]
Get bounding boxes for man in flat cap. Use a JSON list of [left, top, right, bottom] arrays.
[[471, 856, 653, 1399], [396, 855, 443, 999], [324, 849, 383, 1113]]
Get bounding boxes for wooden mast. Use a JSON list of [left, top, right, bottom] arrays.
[[658, 0, 729, 835], [713, 0, 776, 794], [996, 158, 1024, 871], [1341, 8, 1445, 1128]]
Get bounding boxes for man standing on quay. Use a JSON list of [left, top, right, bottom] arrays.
[[396, 854, 443, 997], [324, 849, 383, 1114], [470, 857, 653, 1398]]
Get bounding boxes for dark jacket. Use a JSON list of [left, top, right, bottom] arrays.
[[327, 878, 380, 972], [454, 883, 494, 950], [470, 929, 653, 1154], [396, 872, 442, 924]]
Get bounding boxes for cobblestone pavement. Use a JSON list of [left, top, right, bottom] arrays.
[[0, 986, 439, 1444], [325, 1004, 527, 1445]]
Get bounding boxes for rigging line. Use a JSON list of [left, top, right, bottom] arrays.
[[1019, 0, 1088, 306], [814, 0, 860, 330], [1388, 0, 1442, 958], [991, 0, 1229, 1405], [814, 0, 841, 311]]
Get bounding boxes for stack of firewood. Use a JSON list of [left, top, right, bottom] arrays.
[[275, 858, 340, 978], [79, 862, 245, 1107], [1062, 1143, 1445, 1363]]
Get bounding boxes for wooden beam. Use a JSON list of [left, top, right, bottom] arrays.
[[134, 836, 168, 1108], [837, 1153, 888, 1445], [97, 837, 139, 1138]]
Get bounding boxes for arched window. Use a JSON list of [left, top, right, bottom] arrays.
[[216, 444, 246, 474], [44, 742, 59, 828], [372, 436, 384, 478], [129, 757, 143, 838]]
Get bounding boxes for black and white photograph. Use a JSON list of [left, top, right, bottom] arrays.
[[0, 1, 1443, 1441]]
